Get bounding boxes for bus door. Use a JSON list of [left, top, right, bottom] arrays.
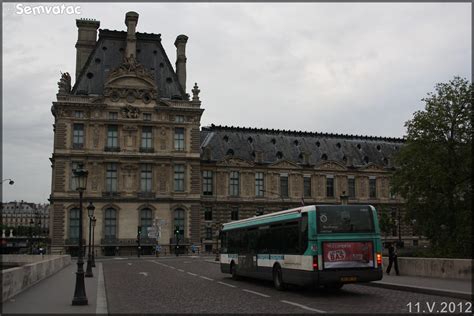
[[238, 227, 258, 276]]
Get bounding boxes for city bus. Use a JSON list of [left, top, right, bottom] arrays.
[[219, 205, 383, 290]]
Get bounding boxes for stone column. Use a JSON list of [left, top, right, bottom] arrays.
[[174, 35, 189, 93], [124, 11, 139, 59]]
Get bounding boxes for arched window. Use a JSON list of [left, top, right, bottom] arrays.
[[140, 208, 153, 237], [69, 208, 80, 240], [104, 208, 117, 239], [174, 208, 185, 237]]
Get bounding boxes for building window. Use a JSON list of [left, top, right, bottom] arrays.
[[204, 207, 212, 221], [141, 126, 153, 151], [256, 207, 264, 216], [369, 177, 377, 198], [348, 177, 356, 198], [174, 128, 185, 151], [205, 227, 213, 240], [303, 176, 311, 198], [69, 208, 80, 239], [140, 208, 153, 237], [106, 163, 117, 192], [104, 208, 117, 239], [73, 124, 84, 149], [280, 174, 289, 198], [108, 112, 118, 120], [229, 171, 240, 197], [231, 208, 239, 221], [174, 209, 185, 237], [140, 164, 152, 192], [74, 111, 84, 118], [326, 176, 334, 197], [143, 113, 152, 121], [202, 171, 213, 195], [175, 115, 185, 123], [255, 172, 264, 197], [106, 125, 119, 149], [174, 165, 185, 192]]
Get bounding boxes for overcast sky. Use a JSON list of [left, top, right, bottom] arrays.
[[2, 2, 471, 203]]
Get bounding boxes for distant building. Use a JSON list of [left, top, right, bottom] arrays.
[[49, 12, 419, 256], [1, 201, 49, 236]]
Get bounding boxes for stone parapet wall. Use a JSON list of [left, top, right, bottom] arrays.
[[2, 255, 71, 302], [383, 257, 471, 280]]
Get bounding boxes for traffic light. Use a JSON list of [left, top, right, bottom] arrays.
[[137, 226, 142, 236], [174, 225, 180, 236]]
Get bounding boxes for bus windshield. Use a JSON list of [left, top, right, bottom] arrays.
[[317, 206, 374, 233]]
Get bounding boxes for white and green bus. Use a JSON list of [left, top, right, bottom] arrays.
[[219, 205, 383, 290]]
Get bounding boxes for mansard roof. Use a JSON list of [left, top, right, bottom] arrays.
[[200, 124, 404, 169], [72, 29, 186, 99]]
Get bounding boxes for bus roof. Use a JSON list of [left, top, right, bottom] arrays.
[[222, 205, 316, 231], [221, 204, 376, 231]]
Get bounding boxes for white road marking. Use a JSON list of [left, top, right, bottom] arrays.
[[177, 269, 185, 272], [218, 281, 236, 288], [169, 266, 176, 269], [280, 300, 326, 313], [113, 257, 127, 260], [127, 263, 132, 266], [96, 263, 108, 314], [200, 276, 214, 281], [242, 289, 270, 298], [139, 272, 148, 277], [187, 272, 197, 276]]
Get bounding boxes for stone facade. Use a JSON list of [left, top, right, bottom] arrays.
[[50, 12, 417, 256]]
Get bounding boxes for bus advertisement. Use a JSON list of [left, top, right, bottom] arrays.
[[219, 205, 383, 290]]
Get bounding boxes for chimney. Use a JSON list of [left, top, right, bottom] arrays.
[[75, 18, 100, 80], [174, 34, 189, 93], [124, 11, 139, 59]]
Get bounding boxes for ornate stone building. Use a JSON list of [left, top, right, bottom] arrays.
[[50, 12, 413, 256]]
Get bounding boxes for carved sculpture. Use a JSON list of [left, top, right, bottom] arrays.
[[120, 104, 141, 119], [57, 72, 71, 95]]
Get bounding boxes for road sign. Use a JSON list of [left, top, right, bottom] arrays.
[[147, 227, 157, 238]]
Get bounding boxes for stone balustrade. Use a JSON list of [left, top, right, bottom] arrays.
[[383, 257, 471, 280], [2, 255, 71, 302]]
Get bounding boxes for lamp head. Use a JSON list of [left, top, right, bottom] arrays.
[[87, 202, 95, 217], [73, 163, 88, 191]]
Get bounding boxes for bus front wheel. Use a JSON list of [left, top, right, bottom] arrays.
[[231, 262, 240, 280], [273, 265, 286, 291]]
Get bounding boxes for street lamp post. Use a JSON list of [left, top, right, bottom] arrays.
[[91, 216, 96, 268], [29, 219, 34, 254], [85, 202, 95, 278], [71, 163, 88, 306]]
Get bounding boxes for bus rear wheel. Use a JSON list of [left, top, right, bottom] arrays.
[[231, 263, 240, 280], [273, 265, 286, 291]]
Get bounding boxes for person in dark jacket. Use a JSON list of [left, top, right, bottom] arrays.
[[386, 242, 399, 275]]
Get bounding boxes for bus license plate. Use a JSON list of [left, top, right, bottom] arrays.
[[341, 276, 357, 282]]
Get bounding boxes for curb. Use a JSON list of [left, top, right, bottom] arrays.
[[361, 282, 472, 301], [205, 259, 220, 264]]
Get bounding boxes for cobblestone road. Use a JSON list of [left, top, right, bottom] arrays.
[[103, 257, 471, 314]]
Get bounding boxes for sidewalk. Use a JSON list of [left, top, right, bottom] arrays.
[[362, 274, 472, 300], [2, 261, 107, 314]]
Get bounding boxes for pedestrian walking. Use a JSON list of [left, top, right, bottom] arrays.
[[386, 242, 399, 275]]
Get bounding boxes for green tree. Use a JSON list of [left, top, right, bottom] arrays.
[[391, 77, 472, 258], [378, 208, 395, 242]]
